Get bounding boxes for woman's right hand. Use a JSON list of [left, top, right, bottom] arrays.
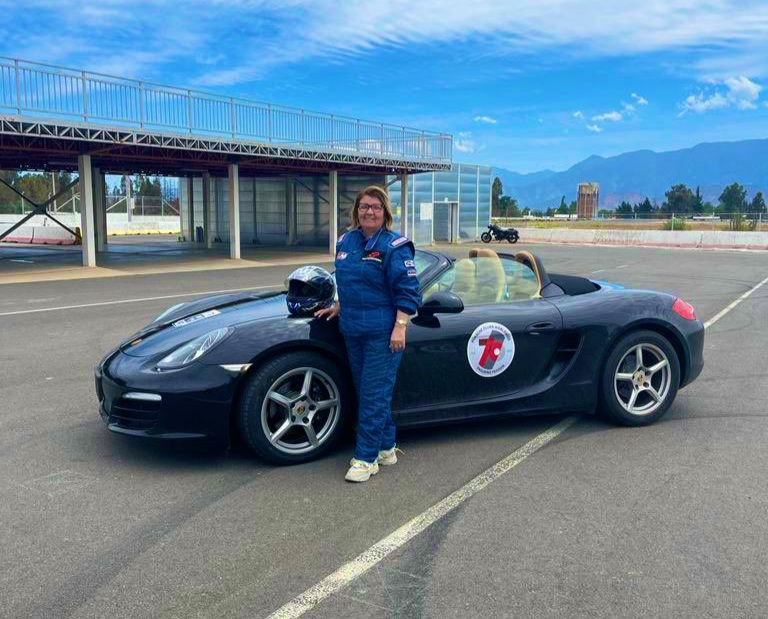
[[314, 303, 340, 321]]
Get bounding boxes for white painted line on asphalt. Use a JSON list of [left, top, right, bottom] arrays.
[[591, 269, 606, 274], [0, 285, 280, 317], [616, 264, 628, 269], [265, 414, 581, 619], [703, 275, 768, 329]]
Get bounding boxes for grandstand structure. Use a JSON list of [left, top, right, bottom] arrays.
[[0, 57, 452, 265]]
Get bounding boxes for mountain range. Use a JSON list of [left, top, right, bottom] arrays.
[[492, 138, 768, 209]]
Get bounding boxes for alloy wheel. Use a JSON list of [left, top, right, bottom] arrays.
[[613, 343, 671, 416], [260, 367, 341, 455]]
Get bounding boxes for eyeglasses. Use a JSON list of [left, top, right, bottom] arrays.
[[359, 203, 384, 212]]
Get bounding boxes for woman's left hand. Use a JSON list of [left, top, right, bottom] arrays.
[[390, 323, 407, 352]]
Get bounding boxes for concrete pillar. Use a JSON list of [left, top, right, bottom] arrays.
[[125, 174, 132, 222], [187, 177, 195, 243], [329, 170, 338, 255], [202, 172, 212, 248], [400, 172, 409, 237], [93, 168, 107, 251], [77, 154, 96, 267], [228, 163, 241, 259], [286, 177, 296, 245]]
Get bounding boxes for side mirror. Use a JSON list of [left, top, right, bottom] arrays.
[[419, 291, 464, 315]]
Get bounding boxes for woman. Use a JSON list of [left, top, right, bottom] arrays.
[[315, 185, 421, 482]]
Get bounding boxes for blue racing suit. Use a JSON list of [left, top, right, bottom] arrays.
[[334, 227, 421, 463]]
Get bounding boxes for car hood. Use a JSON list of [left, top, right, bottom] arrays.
[[121, 290, 289, 358]]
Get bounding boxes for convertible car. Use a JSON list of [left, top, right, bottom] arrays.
[[95, 248, 704, 464]]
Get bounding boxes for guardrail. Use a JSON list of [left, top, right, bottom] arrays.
[[0, 57, 452, 163]]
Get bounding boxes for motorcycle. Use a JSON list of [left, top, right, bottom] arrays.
[[481, 223, 519, 244]]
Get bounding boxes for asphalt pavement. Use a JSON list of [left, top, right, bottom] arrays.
[[1, 242, 767, 619]]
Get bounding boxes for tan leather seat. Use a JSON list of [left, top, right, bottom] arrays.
[[513, 250, 543, 297]]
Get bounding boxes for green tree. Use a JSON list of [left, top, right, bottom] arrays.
[[718, 183, 748, 214], [568, 200, 578, 214], [557, 195, 568, 214], [692, 186, 704, 214], [615, 201, 633, 216], [597, 208, 612, 218], [522, 207, 531, 216], [492, 177, 503, 213], [748, 191, 766, 214], [499, 195, 520, 217], [662, 184, 694, 214], [545, 207, 555, 217], [634, 197, 654, 214]]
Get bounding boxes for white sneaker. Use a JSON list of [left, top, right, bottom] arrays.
[[345, 458, 379, 482], [377, 446, 401, 466]]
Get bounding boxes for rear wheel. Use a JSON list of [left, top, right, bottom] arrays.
[[480, 232, 492, 243], [238, 351, 351, 464], [507, 232, 519, 243], [598, 330, 680, 426]]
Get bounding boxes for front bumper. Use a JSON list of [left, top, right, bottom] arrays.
[[680, 320, 705, 388], [95, 350, 239, 447]]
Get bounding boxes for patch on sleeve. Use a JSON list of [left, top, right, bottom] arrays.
[[390, 236, 410, 247], [337, 232, 346, 244], [407, 269, 418, 277], [403, 259, 415, 268]]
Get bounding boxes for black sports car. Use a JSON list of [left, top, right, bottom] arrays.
[[95, 248, 704, 464]]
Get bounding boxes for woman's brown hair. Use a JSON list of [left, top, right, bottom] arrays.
[[350, 185, 394, 231]]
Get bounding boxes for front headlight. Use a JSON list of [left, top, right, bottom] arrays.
[[156, 327, 233, 370]]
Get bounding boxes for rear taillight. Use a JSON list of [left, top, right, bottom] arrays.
[[673, 298, 697, 320]]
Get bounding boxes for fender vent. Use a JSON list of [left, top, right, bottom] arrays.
[[545, 330, 582, 381]]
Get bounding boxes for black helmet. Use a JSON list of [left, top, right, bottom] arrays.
[[285, 266, 336, 316]]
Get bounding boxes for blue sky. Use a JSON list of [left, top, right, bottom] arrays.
[[4, 0, 768, 173]]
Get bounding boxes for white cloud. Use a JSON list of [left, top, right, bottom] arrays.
[[724, 76, 762, 109], [592, 111, 623, 122], [631, 93, 649, 105], [679, 91, 729, 114], [10, 1, 768, 89], [678, 76, 762, 114], [622, 102, 636, 112], [586, 124, 603, 133], [22, 0, 764, 86], [473, 115, 498, 124], [455, 131, 476, 152], [573, 111, 584, 119]]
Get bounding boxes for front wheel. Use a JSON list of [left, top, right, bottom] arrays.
[[598, 330, 680, 426], [237, 351, 352, 464], [480, 232, 492, 243]]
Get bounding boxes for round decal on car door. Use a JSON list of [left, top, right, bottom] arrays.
[[467, 322, 516, 377]]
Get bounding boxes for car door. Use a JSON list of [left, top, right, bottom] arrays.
[[392, 255, 563, 414]]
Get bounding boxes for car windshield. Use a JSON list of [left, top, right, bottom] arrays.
[[413, 250, 439, 276], [423, 252, 540, 304]]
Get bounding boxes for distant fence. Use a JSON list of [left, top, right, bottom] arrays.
[[0, 56, 452, 163], [493, 212, 766, 232], [0, 194, 179, 217]]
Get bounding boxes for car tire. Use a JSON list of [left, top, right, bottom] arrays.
[[480, 232, 492, 243], [238, 351, 352, 464], [598, 329, 680, 426]]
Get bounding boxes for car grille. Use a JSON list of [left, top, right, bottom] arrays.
[[111, 397, 161, 430]]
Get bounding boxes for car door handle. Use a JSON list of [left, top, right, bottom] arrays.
[[525, 321, 557, 333]]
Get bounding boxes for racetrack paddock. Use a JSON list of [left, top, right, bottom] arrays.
[[1, 242, 767, 619]]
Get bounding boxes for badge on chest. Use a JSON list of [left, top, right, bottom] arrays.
[[362, 249, 383, 264]]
